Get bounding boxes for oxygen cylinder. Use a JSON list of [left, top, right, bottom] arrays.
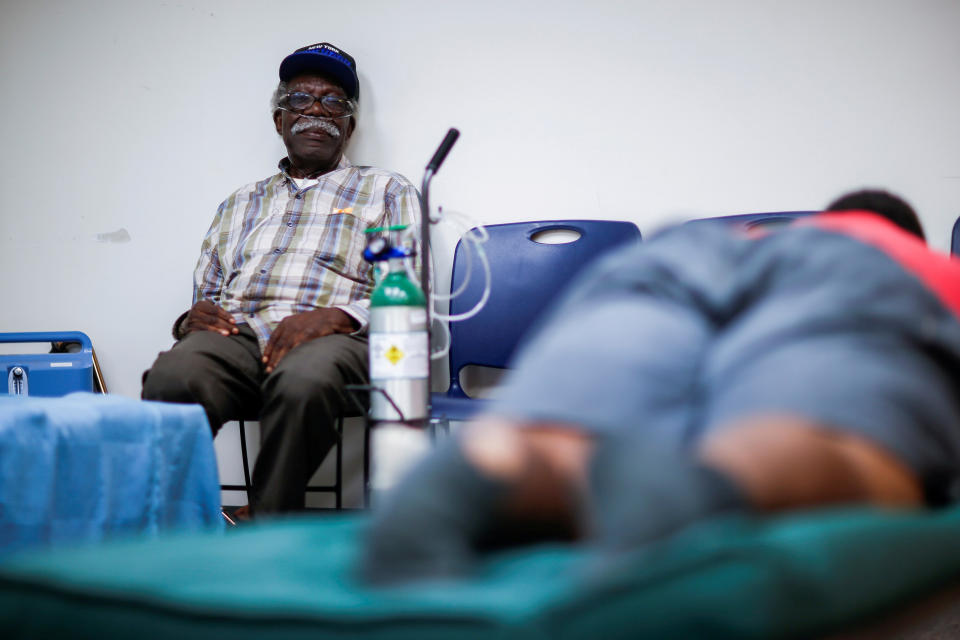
[[368, 256, 429, 422], [364, 227, 431, 496]]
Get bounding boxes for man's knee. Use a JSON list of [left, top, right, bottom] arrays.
[[264, 334, 367, 409], [265, 367, 345, 411], [142, 348, 200, 402], [143, 335, 247, 405]]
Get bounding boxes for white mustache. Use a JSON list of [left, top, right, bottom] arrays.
[[291, 116, 341, 138]]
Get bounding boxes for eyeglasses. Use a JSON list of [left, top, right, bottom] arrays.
[[277, 92, 356, 118]]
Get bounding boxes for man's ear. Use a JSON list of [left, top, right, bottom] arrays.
[[273, 110, 283, 135], [345, 115, 356, 141]]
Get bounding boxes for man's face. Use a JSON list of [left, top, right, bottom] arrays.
[[273, 73, 356, 177]]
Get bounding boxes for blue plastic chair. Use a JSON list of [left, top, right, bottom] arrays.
[[430, 220, 642, 422], [952, 216, 959, 256], [687, 210, 817, 230]]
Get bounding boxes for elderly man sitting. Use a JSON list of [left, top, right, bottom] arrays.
[[143, 43, 421, 516]]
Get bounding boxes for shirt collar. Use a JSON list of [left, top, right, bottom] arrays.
[[278, 155, 353, 182]]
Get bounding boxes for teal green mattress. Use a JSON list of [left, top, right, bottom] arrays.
[[1, 506, 960, 639]]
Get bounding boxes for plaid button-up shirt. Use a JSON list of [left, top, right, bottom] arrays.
[[193, 156, 421, 349]]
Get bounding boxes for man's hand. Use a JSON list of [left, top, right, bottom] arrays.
[[262, 308, 358, 373], [183, 300, 238, 337]]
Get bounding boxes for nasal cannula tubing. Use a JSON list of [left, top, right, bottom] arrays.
[[400, 207, 493, 359]]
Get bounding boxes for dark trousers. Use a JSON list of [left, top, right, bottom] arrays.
[[142, 325, 368, 513]]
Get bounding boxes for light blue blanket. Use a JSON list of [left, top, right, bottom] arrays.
[[0, 393, 222, 554]]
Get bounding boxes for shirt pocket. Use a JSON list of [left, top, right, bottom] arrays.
[[301, 212, 371, 282]]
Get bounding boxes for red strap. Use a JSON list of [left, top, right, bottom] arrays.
[[800, 211, 960, 319]]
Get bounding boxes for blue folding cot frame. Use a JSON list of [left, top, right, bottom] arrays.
[[0, 331, 104, 397]]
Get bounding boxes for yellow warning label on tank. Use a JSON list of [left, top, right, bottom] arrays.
[[385, 345, 404, 365], [370, 332, 429, 379]]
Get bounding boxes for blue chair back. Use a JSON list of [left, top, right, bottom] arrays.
[[952, 216, 960, 256], [688, 210, 817, 230], [443, 220, 641, 399]]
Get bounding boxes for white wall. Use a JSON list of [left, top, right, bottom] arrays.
[[1, 0, 959, 399]]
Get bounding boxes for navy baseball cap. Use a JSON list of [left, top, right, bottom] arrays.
[[279, 42, 359, 101]]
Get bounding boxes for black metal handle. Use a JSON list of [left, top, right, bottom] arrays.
[[425, 128, 460, 173]]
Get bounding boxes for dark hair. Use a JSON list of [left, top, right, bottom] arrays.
[[824, 189, 925, 241]]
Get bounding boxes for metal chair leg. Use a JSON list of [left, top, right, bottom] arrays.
[[335, 415, 343, 510], [224, 416, 360, 511], [363, 416, 371, 508], [238, 419, 252, 503]]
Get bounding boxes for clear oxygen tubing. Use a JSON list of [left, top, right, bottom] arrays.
[[400, 210, 493, 360], [401, 209, 492, 322], [430, 314, 452, 361], [396, 223, 448, 361], [424, 209, 489, 303], [401, 209, 491, 308], [428, 213, 491, 322]]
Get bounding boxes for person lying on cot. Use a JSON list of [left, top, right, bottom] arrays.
[[359, 189, 960, 584]]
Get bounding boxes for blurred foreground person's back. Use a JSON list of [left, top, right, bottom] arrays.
[[360, 190, 960, 585]]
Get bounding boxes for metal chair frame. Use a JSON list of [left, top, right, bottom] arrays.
[[219, 415, 347, 510]]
